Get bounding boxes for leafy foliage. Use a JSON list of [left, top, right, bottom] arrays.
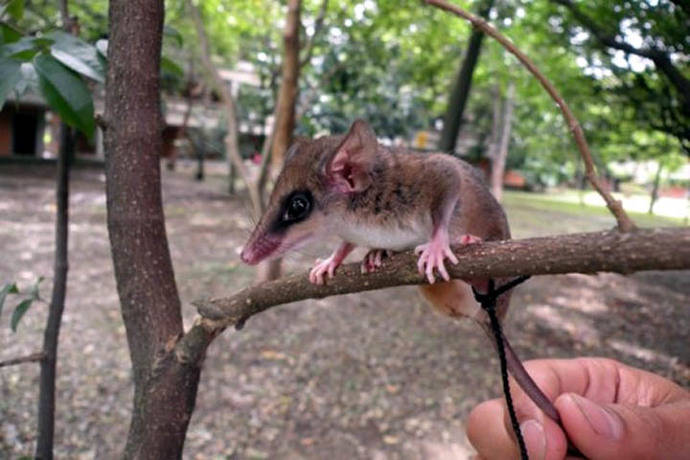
[[0, 277, 44, 332], [0, 27, 102, 139], [0, 282, 20, 318], [3, 0, 685, 183], [35, 53, 95, 138]]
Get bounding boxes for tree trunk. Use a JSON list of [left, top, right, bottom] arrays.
[[256, 0, 301, 281], [170, 67, 196, 173], [648, 161, 663, 214], [196, 146, 205, 181], [270, 0, 301, 171], [438, 0, 494, 153], [35, 124, 72, 460], [194, 85, 211, 182], [491, 82, 515, 201], [188, 0, 261, 209], [104, 1, 201, 457], [228, 149, 236, 194], [487, 83, 501, 176]]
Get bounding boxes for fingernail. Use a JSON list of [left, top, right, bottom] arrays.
[[569, 394, 623, 440], [520, 419, 546, 460]]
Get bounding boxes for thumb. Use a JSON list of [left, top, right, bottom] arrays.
[[555, 393, 690, 460]]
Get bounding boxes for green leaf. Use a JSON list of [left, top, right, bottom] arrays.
[[34, 53, 95, 139], [0, 56, 22, 109], [10, 298, 32, 332], [0, 37, 38, 61], [161, 55, 183, 78], [48, 31, 105, 83], [29, 276, 44, 301], [95, 39, 108, 57], [1, 0, 24, 21], [0, 282, 19, 318], [0, 37, 53, 61], [14, 62, 38, 97], [0, 23, 22, 44], [163, 25, 183, 47]]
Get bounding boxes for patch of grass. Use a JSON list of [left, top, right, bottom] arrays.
[[503, 190, 685, 238]]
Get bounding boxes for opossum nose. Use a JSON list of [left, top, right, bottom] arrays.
[[240, 236, 280, 265], [240, 247, 254, 264]]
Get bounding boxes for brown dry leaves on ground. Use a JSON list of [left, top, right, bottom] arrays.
[[1, 162, 688, 459]]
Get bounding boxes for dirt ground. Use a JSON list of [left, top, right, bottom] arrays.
[[1, 162, 688, 459]]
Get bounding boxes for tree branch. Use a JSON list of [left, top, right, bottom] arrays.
[[425, 0, 636, 233], [0, 352, 45, 368], [299, 0, 329, 68], [176, 227, 689, 357]]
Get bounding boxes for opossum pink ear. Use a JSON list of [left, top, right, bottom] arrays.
[[324, 119, 378, 193]]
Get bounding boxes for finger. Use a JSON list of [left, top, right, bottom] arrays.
[[445, 248, 459, 265], [417, 255, 426, 275], [425, 261, 435, 284], [468, 398, 568, 460], [508, 358, 623, 421], [467, 399, 520, 460], [438, 259, 450, 281], [556, 393, 690, 460]]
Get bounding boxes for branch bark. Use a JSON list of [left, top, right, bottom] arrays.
[[0, 352, 45, 368], [426, 0, 636, 233], [182, 227, 690, 339]]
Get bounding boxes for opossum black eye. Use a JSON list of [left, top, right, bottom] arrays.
[[282, 191, 312, 223]]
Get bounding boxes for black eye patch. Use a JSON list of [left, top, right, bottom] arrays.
[[270, 190, 313, 232]]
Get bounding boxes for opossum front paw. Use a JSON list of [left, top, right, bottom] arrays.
[[309, 256, 341, 285], [360, 249, 392, 274], [415, 234, 459, 284], [459, 234, 482, 245]]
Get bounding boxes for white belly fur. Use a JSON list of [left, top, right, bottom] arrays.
[[336, 219, 431, 250]]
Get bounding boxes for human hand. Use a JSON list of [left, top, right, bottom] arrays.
[[467, 357, 690, 459]]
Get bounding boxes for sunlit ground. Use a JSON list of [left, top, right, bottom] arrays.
[[509, 189, 688, 222], [0, 162, 687, 459]]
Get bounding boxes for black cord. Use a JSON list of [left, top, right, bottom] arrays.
[[474, 278, 530, 460]]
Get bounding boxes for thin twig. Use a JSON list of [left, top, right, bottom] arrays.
[[0, 352, 45, 368], [425, 0, 636, 232], [299, 0, 329, 67], [94, 113, 107, 130]]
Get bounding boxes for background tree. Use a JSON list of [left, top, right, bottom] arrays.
[[438, 0, 494, 153], [0, 2, 106, 457]]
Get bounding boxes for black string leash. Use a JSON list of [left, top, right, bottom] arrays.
[[473, 276, 585, 459], [473, 277, 530, 460]]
